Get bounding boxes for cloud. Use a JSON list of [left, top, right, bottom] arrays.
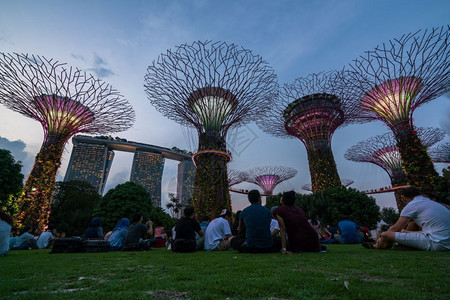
[[0, 136, 28, 163], [71, 53, 86, 62], [87, 53, 114, 78]]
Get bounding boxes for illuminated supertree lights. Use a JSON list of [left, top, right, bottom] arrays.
[[257, 70, 362, 192], [245, 166, 297, 195], [0, 53, 135, 230], [345, 127, 445, 209], [145, 41, 277, 217], [348, 26, 450, 192]]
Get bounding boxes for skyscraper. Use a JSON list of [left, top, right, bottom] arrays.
[[64, 139, 114, 194], [130, 150, 165, 207]]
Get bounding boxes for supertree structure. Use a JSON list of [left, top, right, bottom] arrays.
[[245, 166, 297, 195], [429, 143, 450, 163], [228, 169, 247, 187], [0, 53, 135, 230], [345, 127, 445, 209], [144, 41, 277, 218], [257, 70, 362, 192], [347, 26, 450, 193], [301, 179, 353, 192]]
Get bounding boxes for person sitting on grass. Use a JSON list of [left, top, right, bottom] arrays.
[[36, 226, 58, 249], [108, 218, 130, 250], [334, 217, 363, 244], [153, 222, 167, 248], [83, 217, 104, 240], [172, 206, 203, 252], [230, 190, 275, 253], [0, 211, 13, 256], [204, 209, 233, 251], [275, 191, 322, 254], [11, 226, 38, 250], [368, 186, 450, 251], [123, 213, 155, 251]]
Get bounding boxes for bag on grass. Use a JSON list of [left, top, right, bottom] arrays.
[[83, 239, 110, 253], [50, 237, 83, 254]]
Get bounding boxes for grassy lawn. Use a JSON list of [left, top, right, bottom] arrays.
[[0, 244, 449, 299]]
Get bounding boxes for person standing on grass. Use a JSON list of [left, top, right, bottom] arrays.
[[370, 186, 450, 251], [275, 191, 321, 254], [123, 213, 155, 251], [204, 209, 233, 251], [230, 190, 275, 253], [0, 211, 13, 256], [172, 206, 203, 252]]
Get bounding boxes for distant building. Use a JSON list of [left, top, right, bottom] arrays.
[[64, 141, 114, 194], [177, 159, 196, 206], [130, 150, 165, 207], [64, 135, 194, 207]]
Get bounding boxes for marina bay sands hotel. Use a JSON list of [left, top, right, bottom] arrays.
[[64, 135, 195, 207]]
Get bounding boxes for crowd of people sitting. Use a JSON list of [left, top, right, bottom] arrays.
[[1, 186, 449, 256]]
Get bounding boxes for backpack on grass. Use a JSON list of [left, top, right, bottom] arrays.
[[50, 237, 83, 254]]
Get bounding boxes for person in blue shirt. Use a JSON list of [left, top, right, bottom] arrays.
[[335, 217, 363, 244], [230, 190, 275, 253]]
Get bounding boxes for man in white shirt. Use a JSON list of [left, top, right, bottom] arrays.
[[204, 209, 232, 251], [37, 227, 58, 249], [373, 186, 450, 251]]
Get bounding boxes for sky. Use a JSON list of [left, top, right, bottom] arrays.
[[0, 0, 449, 213]]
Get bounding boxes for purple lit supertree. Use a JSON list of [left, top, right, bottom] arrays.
[[429, 143, 450, 163], [301, 179, 353, 192], [257, 70, 362, 192], [347, 26, 450, 193], [228, 169, 247, 187], [0, 53, 135, 230], [144, 41, 277, 218], [345, 127, 445, 209], [245, 166, 297, 195]]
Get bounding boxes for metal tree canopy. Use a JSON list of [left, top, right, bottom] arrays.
[[228, 169, 247, 187], [345, 127, 445, 185], [429, 143, 450, 163], [145, 41, 278, 217], [256, 70, 363, 192], [0, 53, 135, 230], [346, 26, 449, 193], [245, 166, 297, 195]]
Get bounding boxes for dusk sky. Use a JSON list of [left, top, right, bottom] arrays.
[[1, 0, 449, 213]]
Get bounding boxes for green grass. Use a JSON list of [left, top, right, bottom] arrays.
[[0, 245, 449, 299]]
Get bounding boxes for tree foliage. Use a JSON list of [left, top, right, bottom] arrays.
[[266, 187, 380, 228], [93, 181, 176, 232], [49, 180, 101, 235], [0, 149, 24, 216], [436, 167, 450, 205], [380, 207, 400, 225]]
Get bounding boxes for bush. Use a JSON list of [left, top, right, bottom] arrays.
[[93, 181, 176, 232], [380, 207, 399, 225], [49, 181, 101, 235], [0, 149, 24, 217], [266, 187, 380, 228]]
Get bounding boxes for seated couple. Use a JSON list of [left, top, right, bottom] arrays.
[[367, 186, 450, 251], [231, 190, 323, 254]]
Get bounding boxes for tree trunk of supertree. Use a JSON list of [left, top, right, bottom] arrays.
[[306, 141, 342, 192], [391, 170, 408, 211], [394, 122, 439, 194], [16, 135, 66, 230], [192, 132, 231, 219]]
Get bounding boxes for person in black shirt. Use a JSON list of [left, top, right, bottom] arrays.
[[172, 206, 203, 252], [123, 213, 154, 251]]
